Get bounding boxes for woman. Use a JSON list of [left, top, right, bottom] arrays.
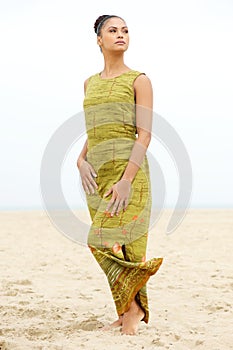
[[77, 15, 163, 335]]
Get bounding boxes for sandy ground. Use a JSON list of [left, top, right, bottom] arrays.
[[0, 208, 232, 350]]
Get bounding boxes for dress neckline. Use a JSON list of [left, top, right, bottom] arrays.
[[98, 69, 134, 80]]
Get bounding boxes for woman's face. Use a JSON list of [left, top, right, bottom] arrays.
[[97, 17, 129, 53]]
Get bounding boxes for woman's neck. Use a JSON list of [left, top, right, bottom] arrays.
[[101, 53, 130, 78]]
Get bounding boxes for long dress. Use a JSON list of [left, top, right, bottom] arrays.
[[83, 70, 163, 323]]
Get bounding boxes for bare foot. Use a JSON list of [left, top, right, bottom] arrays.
[[121, 299, 145, 335], [100, 315, 123, 331]]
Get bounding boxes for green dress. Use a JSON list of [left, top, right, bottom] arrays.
[[83, 70, 163, 323]]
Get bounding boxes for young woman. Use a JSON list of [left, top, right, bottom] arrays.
[[77, 15, 163, 335]]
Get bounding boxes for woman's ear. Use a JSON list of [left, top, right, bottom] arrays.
[[97, 36, 102, 47], [97, 36, 102, 52]]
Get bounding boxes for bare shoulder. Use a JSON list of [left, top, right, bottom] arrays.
[[134, 73, 152, 90], [134, 73, 153, 107]]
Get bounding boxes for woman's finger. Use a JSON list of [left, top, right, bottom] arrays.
[[90, 169, 97, 178], [83, 178, 95, 195], [86, 174, 98, 189], [104, 187, 113, 198], [116, 199, 124, 216], [111, 198, 120, 217], [123, 197, 129, 211], [82, 181, 90, 195], [87, 163, 97, 177], [87, 183, 95, 194], [105, 191, 117, 212], [106, 199, 114, 212]]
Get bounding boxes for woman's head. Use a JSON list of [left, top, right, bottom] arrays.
[[94, 15, 129, 53]]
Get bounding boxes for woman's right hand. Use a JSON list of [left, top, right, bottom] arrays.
[[78, 159, 98, 195]]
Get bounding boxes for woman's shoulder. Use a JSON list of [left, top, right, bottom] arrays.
[[133, 71, 153, 99]]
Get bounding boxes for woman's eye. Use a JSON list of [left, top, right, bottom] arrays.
[[109, 28, 128, 33]]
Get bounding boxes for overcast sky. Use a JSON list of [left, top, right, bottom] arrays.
[[0, 0, 232, 210]]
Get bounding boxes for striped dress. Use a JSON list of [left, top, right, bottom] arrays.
[[83, 70, 163, 323]]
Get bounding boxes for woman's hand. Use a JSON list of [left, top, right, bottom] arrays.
[[78, 159, 98, 195], [104, 179, 131, 216]]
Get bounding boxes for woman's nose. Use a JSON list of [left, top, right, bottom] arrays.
[[117, 32, 123, 38]]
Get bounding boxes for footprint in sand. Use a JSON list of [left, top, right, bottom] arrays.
[[1, 280, 34, 297], [3, 290, 18, 297], [205, 302, 231, 313], [25, 326, 51, 341], [13, 279, 32, 286], [18, 301, 30, 305], [151, 338, 165, 346], [73, 317, 104, 331]]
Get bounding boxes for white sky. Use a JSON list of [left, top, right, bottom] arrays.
[[0, 0, 233, 210]]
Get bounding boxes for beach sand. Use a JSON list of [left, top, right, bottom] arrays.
[[0, 209, 232, 349]]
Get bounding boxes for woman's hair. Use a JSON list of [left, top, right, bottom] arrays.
[[94, 15, 123, 36]]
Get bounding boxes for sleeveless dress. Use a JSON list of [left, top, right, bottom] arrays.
[[83, 70, 163, 323]]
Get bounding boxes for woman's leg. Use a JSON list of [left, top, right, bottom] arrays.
[[101, 233, 150, 333], [121, 299, 145, 335], [121, 233, 149, 335]]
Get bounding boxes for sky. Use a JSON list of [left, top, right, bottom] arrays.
[[0, 0, 233, 210]]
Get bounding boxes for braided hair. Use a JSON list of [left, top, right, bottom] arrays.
[[94, 15, 123, 36]]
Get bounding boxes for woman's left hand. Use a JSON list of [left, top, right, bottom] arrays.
[[104, 179, 131, 216]]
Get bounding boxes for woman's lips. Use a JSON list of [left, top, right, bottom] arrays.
[[115, 41, 126, 44]]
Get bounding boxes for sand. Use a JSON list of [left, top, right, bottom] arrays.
[[0, 209, 232, 350]]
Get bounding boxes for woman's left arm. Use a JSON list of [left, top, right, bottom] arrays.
[[104, 74, 153, 216], [122, 74, 153, 182]]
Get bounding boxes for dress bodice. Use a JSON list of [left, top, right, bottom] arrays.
[[83, 70, 144, 150]]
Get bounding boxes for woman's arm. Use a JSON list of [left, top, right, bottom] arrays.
[[77, 77, 89, 168], [122, 74, 153, 182], [77, 78, 98, 194]]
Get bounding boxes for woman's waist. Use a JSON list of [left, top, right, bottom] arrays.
[[86, 138, 149, 170], [85, 124, 136, 140], [87, 138, 134, 155], [87, 135, 136, 149]]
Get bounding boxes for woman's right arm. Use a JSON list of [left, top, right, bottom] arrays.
[[77, 78, 89, 168], [76, 78, 98, 194]]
